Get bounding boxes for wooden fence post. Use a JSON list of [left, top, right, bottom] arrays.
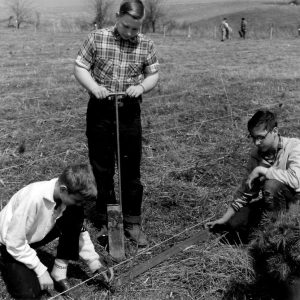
[[270, 23, 273, 40]]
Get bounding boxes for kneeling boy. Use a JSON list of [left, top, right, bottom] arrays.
[[206, 110, 300, 242], [0, 163, 113, 299]]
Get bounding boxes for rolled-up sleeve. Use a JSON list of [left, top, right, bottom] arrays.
[[144, 40, 159, 74], [75, 33, 96, 70], [231, 152, 261, 211], [79, 231, 101, 273]]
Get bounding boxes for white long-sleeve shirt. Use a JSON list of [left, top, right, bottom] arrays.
[[0, 178, 101, 277]]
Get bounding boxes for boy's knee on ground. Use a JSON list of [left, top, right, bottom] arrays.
[[3, 261, 42, 299], [227, 207, 251, 230]]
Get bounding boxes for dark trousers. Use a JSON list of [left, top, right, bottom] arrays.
[[86, 96, 143, 225], [239, 29, 246, 38], [0, 206, 84, 299], [228, 179, 297, 239]]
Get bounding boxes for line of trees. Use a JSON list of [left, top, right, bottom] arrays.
[[5, 0, 166, 32], [143, 0, 165, 33], [7, 0, 299, 33], [91, 0, 114, 29], [5, 0, 37, 29], [91, 0, 165, 33]]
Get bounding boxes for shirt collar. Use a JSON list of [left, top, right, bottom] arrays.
[[113, 26, 139, 44], [43, 178, 58, 204], [277, 135, 283, 151], [259, 134, 282, 163]]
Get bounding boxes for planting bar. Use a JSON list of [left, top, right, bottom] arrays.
[[116, 229, 210, 286]]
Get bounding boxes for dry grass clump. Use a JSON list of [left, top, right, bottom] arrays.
[[112, 238, 253, 300]]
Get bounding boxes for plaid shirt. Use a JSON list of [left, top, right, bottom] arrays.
[[231, 136, 284, 211], [75, 26, 159, 93]]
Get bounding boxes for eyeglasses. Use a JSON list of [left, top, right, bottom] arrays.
[[248, 131, 270, 143]]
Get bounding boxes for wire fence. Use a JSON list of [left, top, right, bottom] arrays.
[[0, 98, 297, 177]]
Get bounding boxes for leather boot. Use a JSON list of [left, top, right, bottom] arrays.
[[124, 224, 148, 247], [54, 278, 80, 299]]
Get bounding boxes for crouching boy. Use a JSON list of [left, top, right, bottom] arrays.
[[206, 110, 300, 242], [0, 163, 113, 299]]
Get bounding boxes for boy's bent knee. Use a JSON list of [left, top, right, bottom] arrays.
[[263, 179, 284, 196], [263, 179, 294, 211]]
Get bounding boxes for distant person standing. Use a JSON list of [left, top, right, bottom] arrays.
[[220, 18, 232, 41], [239, 17, 247, 39], [298, 24, 300, 37]]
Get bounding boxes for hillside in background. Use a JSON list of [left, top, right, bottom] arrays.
[[188, 3, 300, 38], [1, 0, 297, 29], [164, 0, 273, 23]]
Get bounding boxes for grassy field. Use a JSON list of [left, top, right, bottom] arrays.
[[0, 19, 300, 300]]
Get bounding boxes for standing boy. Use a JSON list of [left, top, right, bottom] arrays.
[[74, 0, 159, 246], [206, 110, 300, 241], [221, 18, 232, 41], [239, 17, 247, 39], [0, 164, 113, 299]]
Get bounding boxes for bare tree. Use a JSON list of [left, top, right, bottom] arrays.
[[90, 0, 114, 29], [5, 0, 33, 29], [8, 16, 15, 27], [143, 0, 165, 33]]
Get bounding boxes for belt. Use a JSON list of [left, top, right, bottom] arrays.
[[90, 94, 142, 106]]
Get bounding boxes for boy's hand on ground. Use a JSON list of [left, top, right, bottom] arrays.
[[103, 267, 114, 283], [94, 267, 115, 292], [38, 270, 54, 291], [91, 85, 110, 99], [206, 219, 226, 230], [95, 266, 114, 283]]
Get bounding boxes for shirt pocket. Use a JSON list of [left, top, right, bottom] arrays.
[[127, 63, 142, 77], [93, 58, 114, 79], [126, 63, 143, 85]]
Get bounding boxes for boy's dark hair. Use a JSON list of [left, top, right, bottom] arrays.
[[58, 164, 97, 200], [119, 0, 145, 20], [247, 110, 278, 132]]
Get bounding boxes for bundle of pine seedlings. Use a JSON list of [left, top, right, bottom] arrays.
[[249, 203, 300, 300]]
